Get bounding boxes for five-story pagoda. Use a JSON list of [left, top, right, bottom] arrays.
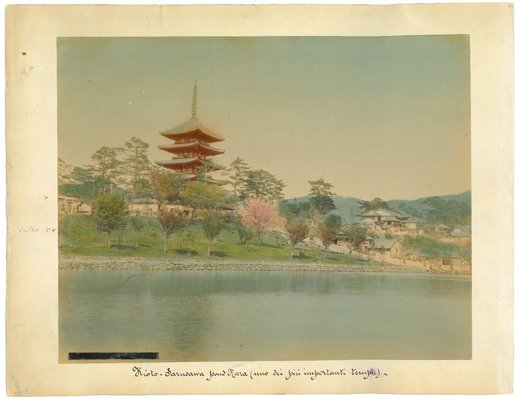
[[157, 82, 225, 183]]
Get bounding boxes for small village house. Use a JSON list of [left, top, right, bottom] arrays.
[[58, 196, 92, 216], [435, 223, 450, 235], [450, 226, 471, 238], [128, 198, 159, 216], [372, 238, 404, 258], [358, 208, 424, 236]]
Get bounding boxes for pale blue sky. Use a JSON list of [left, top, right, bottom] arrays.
[[58, 36, 470, 200]]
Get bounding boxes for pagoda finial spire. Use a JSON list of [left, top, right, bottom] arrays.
[[191, 81, 198, 119]]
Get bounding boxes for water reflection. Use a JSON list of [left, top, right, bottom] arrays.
[[59, 270, 471, 361]]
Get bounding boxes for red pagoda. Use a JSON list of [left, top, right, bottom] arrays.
[[157, 82, 225, 182]]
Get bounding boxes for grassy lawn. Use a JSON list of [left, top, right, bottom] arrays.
[[59, 215, 357, 265]]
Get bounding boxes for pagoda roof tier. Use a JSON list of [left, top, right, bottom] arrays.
[[156, 158, 223, 171], [160, 118, 223, 143], [158, 141, 224, 156]]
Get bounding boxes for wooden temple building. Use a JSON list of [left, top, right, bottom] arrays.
[[157, 82, 225, 183]]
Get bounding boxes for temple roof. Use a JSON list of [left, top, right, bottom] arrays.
[[359, 208, 409, 220], [156, 157, 223, 171], [160, 117, 224, 143], [158, 141, 224, 156], [157, 157, 200, 166], [360, 209, 395, 217]]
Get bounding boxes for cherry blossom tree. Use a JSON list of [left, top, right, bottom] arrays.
[[240, 199, 285, 243]]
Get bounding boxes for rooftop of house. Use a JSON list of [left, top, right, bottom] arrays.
[[360, 208, 397, 217], [360, 208, 409, 218]]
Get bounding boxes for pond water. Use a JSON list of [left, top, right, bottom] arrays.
[[59, 269, 471, 361]]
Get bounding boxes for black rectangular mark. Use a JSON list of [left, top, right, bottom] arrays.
[[68, 352, 158, 360]]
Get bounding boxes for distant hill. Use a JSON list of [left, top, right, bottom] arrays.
[[386, 192, 471, 222], [286, 191, 471, 224], [332, 196, 364, 224], [435, 191, 471, 205]]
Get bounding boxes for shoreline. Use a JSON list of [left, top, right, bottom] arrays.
[[59, 255, 470, 276]]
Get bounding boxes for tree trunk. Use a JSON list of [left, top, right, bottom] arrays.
[[132, 178, 137, 198], [257, 232, 263, 245], [323, 248, 327, 260], [107, 231, 111, 248], [163, 232, 168, 255], [207, 242, 212, 256], [291, 246, 294, 258]]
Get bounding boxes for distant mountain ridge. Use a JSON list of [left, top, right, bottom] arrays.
[[288, 191, 471, 224]]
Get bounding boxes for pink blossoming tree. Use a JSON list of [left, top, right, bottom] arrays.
[[240, 199, 285, 243]]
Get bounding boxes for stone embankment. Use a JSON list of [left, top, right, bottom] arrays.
[[59, 255, 433, 274]]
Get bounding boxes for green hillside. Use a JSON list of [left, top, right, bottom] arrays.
[[59, 214, 359, 265]]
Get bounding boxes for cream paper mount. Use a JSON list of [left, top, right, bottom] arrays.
[[5, 3, 513, 395]]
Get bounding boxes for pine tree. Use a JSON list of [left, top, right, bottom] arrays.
[[308, 178, 336, 216], [225, 157, 250, 198], [122, 137, 151, 198]]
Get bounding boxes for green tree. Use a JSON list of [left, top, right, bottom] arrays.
[[316, 214, 342, 259], [149, 167, 185, 208], [181, 181, 230, 212], [235, 221, 254, 245], [228, 213, 255, 245], [199, 209, 227, 256], [89, 146, 124, 192], [93, 193, 128, 247], [422, 197, 471, 225], [59, 166, 105, 203], [122, 137, 151, 198], [225, 157, 250, 198], [358, 197, 388, 211], [279, 199, 312, 220], [181, 182, 233, 254], [285, 219, 309, 258], [157, 208, 188, 254], [342, 224, 367, 249], [128, 216, 147, 248], [242, 169, 285, 201], [308, 178, 336, 215], [196, 159, 224, 184], [68, 166, 94, 184]]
